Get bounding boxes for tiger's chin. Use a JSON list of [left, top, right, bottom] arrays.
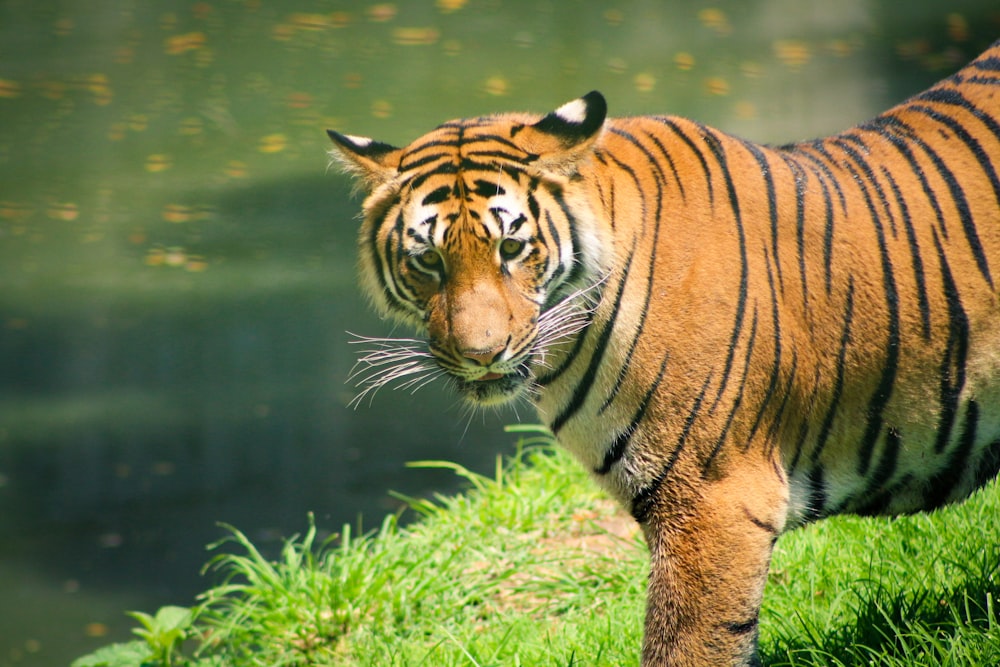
[[453, 367, 531, 406]]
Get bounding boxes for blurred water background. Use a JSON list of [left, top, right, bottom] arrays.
[[0, 0, 997, 664]]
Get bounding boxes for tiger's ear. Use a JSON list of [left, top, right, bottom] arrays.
[[327, 130, 402, 191], [513, 91, 607, 174]]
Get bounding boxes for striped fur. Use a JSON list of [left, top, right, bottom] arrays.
[[329, 41, 1000, 666]]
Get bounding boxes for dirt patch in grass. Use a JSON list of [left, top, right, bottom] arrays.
[[466, 500, 644, 617]]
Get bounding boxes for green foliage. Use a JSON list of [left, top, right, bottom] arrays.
[[127, 606, 195, 666], [71, 606, 197, 667], [72, 426, 1000, 666], [70, 641, 154, 667]]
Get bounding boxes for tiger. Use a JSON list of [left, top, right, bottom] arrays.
[[327, 40, 1000, 666]]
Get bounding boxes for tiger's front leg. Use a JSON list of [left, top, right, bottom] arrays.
[[638, 458, 787, 666]]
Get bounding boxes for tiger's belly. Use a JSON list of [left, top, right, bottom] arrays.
[[784, 388, 1000, 529]]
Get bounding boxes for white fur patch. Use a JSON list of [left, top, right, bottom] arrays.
[[487, 194, 526, 236], [345, 134, 373, 148], [554, 98, 588, 125]]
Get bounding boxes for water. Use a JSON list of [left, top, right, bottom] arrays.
[[0, 0, 996, 664]]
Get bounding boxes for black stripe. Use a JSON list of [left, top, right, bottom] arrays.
[[915, 88, 1000, 153], [540, 130, 665, 402], [763, 350, 798, 449], [405, 162, 458, 191], [474, 179, 506, 198], [420, 186, 452, 206], [909, 102, 1000, 209], [840, 133, 898, 237], [400, 149, 457, 173], [745, 245, 784, 453], [459, 156, 529, 175], [809, 279, 854, 466], [862, 116, 950, 242], [534, 316, 591, 385], [786, 417, 812, 476], [782, 155, 810, 308], [973, 439, 1000, 491], [643, 130, 686, 200], [931, 227, 970, 454], [972, 55, 1000, 72], [631, 374, 713, 523], [595, 354, 669, 475], [787, 147, 843, 294], [926, 400, 979, 510], [702, 132, 749, 413], [746, 144, 783, 292], [366, 197, 399, 307], [549, 248, 636, 434], [536, 155, 644, 387], [539, 209, 565, 291], [702, 307, 759, 475], [464, 131, 534, 154], [803, 465, 827, 522], [880, 166, 931, 340], [722, 616, 759, 636], [742, 505, 780, 535], [827, 139, 900, 477], [545, 183, 587, 293], [652, 118, 715, 205], [852, 428, 901, 515], [383, 205, 418, 307], [594, 129, 669, 413], [878, 113, 993, 288]]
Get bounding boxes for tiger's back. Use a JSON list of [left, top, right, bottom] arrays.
[[330, 41, 1000, 666]]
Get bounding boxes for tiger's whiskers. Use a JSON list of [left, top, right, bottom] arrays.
[[347, 333, 445, 408], [531, 276, 606, 365]]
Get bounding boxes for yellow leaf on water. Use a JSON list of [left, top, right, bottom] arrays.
[[947, 13, 969, 42], [436, 0, 467, 13], [483, 76, 509, 97], [703, 76, 730, 96], [674, 52, 695, 71], [392, 27, 439, 46], [634, 72, 656, 93], [47, 202, 79, 221], [145, 248, 166, 266], [258, 133, 287, 153], [288, 13, 330, 30], [367, 4, 397, 22], [774, 40, 812, 70], [84, 623, 108, 638], [145, 154, 172, 172], [697, 8, 732, 36], [165, 32, 206, 55], [162, 204, 194, 223], [225, 160, 248, 178], [0, 79, 22, 98], [371, 100, 393, 119]]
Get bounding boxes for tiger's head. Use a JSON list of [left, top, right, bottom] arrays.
[[329, 92, 611, 406]]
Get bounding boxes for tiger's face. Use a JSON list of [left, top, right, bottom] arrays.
[[329, 93, 610, 406], [380, 170, 559, 404]]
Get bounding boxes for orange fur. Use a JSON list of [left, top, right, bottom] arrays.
[[330, 43, 1000, 665]]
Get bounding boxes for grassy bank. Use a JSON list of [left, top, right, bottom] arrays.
[[74, 425, 1000, 666]]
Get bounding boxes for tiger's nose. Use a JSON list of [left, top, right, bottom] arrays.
[[461, 346, 503, 366]]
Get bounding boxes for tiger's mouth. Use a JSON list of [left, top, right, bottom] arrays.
[[453, 363, 532, 405]]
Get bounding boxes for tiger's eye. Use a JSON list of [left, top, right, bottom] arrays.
[[499, 238, 525, 260], [414, 249, 441, 269]]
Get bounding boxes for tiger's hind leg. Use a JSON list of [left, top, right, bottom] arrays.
[[638, 458, 787, 666]]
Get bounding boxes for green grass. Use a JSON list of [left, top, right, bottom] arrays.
[[73, 425, 1000, 666]]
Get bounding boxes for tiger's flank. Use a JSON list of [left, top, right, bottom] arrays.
[[328, 41, 1000, 666]]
